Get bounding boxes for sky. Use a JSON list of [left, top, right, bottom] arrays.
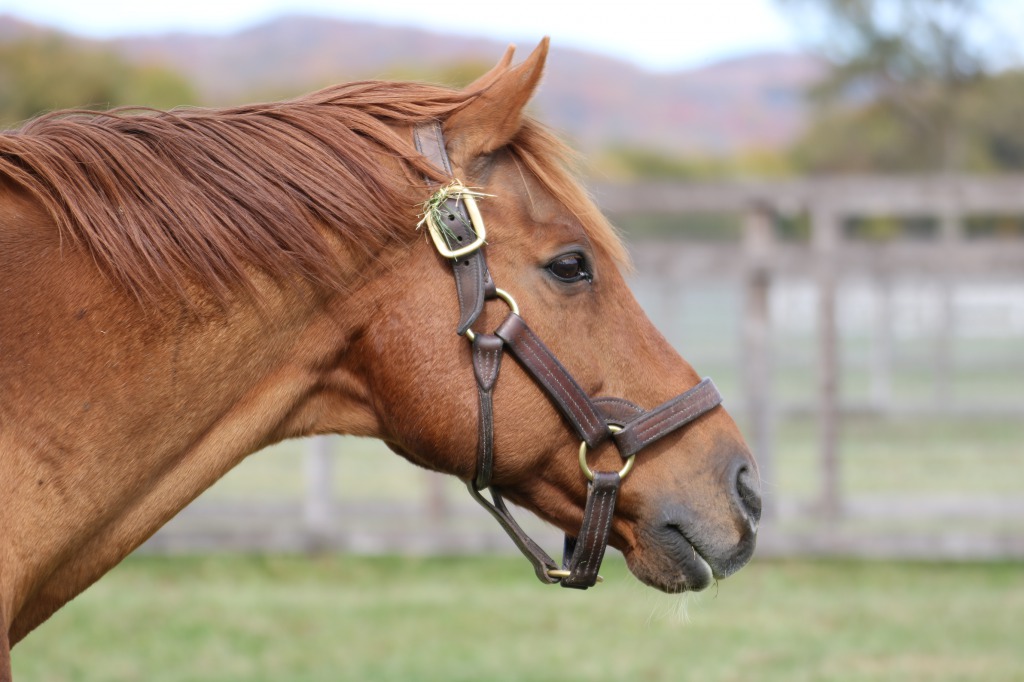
[[0, 0, 801, 72]]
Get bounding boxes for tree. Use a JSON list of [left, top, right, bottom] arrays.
[[0, 36, 197, 128], [779, 0, 1024, 173]]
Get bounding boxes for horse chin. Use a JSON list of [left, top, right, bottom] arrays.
[[624, 517, 754, 594], [625, 531, 713, 593]]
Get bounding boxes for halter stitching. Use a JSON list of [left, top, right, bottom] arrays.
[[516, 326, 601, 434], [575, 483, 613, 577]]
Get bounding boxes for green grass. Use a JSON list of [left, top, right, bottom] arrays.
[[12, 555, 1024, 682]]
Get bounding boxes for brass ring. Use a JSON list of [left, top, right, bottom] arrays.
[[464, 288, 519, 342], [579, 425, 634, 482]]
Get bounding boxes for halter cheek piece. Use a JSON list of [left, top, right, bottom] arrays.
[[414, 122, 723, 589]]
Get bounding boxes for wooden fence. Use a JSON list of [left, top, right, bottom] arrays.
[[146, 176, 1024, 559]]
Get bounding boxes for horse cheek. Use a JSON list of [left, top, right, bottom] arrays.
[[363, 317, 477, 478]]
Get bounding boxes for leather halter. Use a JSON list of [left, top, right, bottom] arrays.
[[414, 122, 724, 589]]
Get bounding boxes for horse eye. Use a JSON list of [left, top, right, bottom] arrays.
[[547, 254, 591, 283]]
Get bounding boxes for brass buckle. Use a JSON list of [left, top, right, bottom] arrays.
[[547, 569, 604, 583], [425, 189, 487, 259], [579, 425, 634, 481]]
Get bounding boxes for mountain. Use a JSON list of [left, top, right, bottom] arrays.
[[0, 14, 826, 155]]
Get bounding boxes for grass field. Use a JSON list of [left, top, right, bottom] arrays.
[[12, 555, 1024, 681]]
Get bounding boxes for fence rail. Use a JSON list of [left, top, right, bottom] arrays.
[[598, 171, 1024, 532], [593, 175, 1024, 215]]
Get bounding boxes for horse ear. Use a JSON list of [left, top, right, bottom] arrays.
[[443, 38, 549, 166]]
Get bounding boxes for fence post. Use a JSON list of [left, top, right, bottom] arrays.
[[811, 201, 842, 520], [304, 435, 335, 549], [870, 274, 893, 412], [424, 470, 448, 521], [742, 201, 776, 519], [936, 201, 962, 408]]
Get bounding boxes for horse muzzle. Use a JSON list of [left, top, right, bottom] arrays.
[[627, 450, 761, 593]]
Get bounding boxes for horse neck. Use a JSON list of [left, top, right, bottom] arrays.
[[0, 199, 384, 640]]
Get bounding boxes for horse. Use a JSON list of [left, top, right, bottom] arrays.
[[0, 39, 760, 678]]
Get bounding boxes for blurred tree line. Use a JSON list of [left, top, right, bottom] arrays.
[[781, 0, 1024, 240], [0, 32, 495, 131], [600, 0, 1024, 241], [0, 36, 196, 128], [608, 0, 1024, 179], [783, 0, 1024, 174]]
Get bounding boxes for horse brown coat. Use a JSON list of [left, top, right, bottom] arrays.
[[0, 41, 758, 678]]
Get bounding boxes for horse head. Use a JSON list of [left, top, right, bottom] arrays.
[[349, 40, 761, 592]]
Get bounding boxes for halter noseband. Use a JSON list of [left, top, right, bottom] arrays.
[[414, 122, 723, 589]]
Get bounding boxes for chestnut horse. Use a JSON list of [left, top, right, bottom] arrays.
[[0, 40, 759, 677]]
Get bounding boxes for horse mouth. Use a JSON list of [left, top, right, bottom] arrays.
[[663, 523, 716, 591], [625, 522, 714, 593], [626, 511, 756, 594]]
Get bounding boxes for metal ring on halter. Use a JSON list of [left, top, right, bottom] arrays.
[[463, 288, 519, 342], [579, 425, 634, 482]]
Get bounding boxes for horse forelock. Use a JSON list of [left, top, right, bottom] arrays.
[[0, 79, 627, 305], [508, 120, 629, 268]]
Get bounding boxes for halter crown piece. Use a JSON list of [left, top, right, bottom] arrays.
[[414, 122, 723, 589]]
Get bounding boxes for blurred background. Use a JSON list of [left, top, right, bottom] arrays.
[[3, 1, 1022, 680]]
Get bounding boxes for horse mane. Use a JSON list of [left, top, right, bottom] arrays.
[[0, 79, 625, 304]]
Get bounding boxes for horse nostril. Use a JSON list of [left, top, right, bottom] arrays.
[[734, 462, 762, 526]]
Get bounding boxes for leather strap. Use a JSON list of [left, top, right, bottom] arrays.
[[593, 397, 645, 424], [466, 483, 560, 584], [559, 471, 621, 589], [413, 122, 488, 334], [471, 333, 504, 490], [613, 378, 723, 458], [413, 120, 454, 176], [495, 313, 610, 448]]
